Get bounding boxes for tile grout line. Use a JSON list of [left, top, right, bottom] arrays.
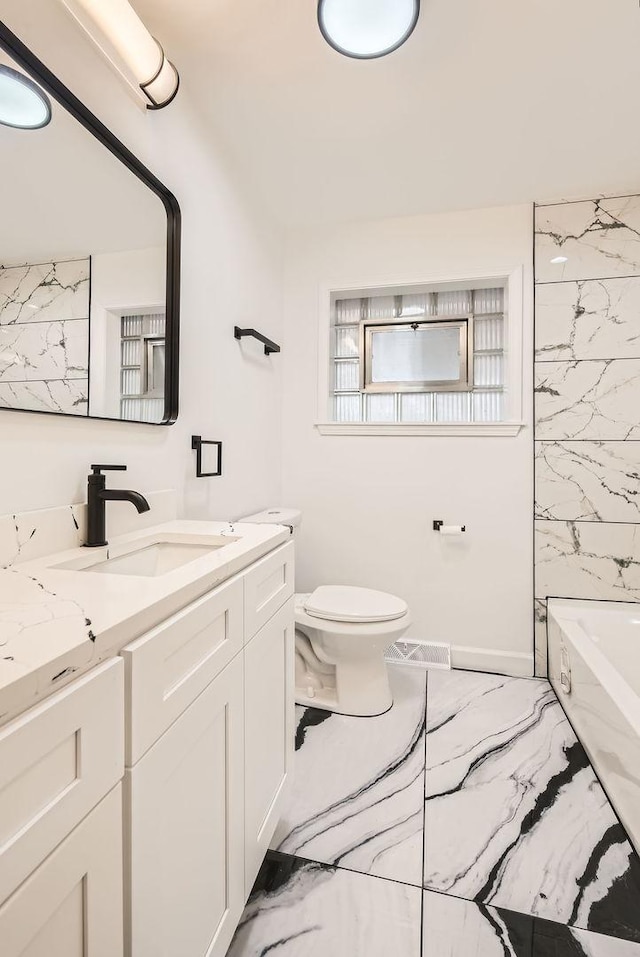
[[535, 356, 640, 364], [535, 520, 640, 527], [271, 850, 425, 891], [0, 316, 89, 326], [535, 439, 640, 443], [274, 842, 640, 950], [419, 667, 428, 957], [535, 273, 640, 286], [536, 191, 640, 209]]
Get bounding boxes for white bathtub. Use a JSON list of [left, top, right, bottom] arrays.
[[548, 598, 640, 857]]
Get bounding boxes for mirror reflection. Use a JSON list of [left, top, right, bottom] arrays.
[[0, 48, 170, 423]]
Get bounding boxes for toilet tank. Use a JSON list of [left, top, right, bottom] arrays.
[[239, 507, 302, 534]]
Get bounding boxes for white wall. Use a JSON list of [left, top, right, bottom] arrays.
[[281, 204, 534, 675], [89, 247, 165, 418], [0, 1, 284, 521]]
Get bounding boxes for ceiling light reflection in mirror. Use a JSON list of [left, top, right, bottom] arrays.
[[0, 64, 51, 129]]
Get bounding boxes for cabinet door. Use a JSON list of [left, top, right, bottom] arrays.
[[0, 658, 124, 904], [244, 597, 295, 895], [0, 784, 123, 957], [126, 654, 244, 957]]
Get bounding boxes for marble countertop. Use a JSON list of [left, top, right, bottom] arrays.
[[0, 518, 289, 726]]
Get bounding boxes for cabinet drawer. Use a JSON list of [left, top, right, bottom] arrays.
[[121, 576, 243, 766], [243, 541, 294, 640], [0, 658, 124, 905], [0, 784, 123, 957]]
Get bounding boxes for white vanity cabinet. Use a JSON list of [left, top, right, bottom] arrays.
[[0, 536, 294, 957], [0, 659, 125, 957], [122, 540, 295, 957]]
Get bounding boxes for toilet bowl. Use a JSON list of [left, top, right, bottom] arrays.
[[239, 509, 411, 717], [294, 586, 411, 716]]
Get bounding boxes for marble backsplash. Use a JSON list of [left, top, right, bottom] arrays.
[[534, 194, 640, 675], [0, 489, 177, 567]]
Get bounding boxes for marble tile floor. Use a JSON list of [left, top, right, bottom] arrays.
[[227, 666, 640, 957], [271, 663, 426, 886]]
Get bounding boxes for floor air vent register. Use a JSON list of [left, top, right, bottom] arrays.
[[384, 639, 451, 669]]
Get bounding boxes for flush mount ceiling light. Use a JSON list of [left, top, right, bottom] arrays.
[[550, 256, 569, 264], [60, 0, 179, 109], [0, 64, 51, 129], [318, 0, 420, 59]]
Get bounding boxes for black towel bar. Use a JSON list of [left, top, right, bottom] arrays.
[[234, 326, 280, 355]]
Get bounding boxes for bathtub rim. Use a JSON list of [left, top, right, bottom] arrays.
[[548, 597, 640, 741]]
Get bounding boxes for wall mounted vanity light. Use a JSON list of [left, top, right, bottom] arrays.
[[60, 0, 179, 109], [318, 0, 420, 59], [0, 64, 51, 129]]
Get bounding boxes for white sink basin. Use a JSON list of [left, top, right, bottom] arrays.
[[78, 542, 215, 577], [53, 533, 239, 577]]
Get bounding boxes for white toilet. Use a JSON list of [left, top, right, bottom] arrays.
[[240, 508, 411, 717]]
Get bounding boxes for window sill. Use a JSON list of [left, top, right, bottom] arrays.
[[314, 422, 525, 437]]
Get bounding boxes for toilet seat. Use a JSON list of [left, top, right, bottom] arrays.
[[303, 585, 408, 624]]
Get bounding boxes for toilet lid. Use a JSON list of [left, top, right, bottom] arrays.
[[304, 586, 408, 623]]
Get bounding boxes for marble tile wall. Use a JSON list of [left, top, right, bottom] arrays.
[[534, 196, 640, 675], [0, 258, 90, 415]]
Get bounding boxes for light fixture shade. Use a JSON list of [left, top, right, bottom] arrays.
[[318, 0, 420, 59], [0, 64, 51, 129], [60, 0, 179, 109]]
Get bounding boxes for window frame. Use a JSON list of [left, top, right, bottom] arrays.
[[144, 337, 166, 398], [360, 313, 474, 393], [315, 266, 526, 436], [117, 308, 167, 422]]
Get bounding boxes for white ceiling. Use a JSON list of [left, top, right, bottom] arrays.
[[135, 0, 640, 227]]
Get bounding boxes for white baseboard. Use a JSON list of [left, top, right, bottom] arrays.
[[450, 645, 534, 678]]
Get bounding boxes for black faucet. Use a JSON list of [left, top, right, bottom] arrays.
[[85, 465, 150, 547]]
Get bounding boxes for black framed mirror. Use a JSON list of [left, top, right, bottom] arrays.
[[0, 21, 180, 424]]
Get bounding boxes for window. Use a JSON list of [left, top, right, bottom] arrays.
[[330, 284, 506, 424], [361, 315, 473, 393], [120, 312, 166, 422]]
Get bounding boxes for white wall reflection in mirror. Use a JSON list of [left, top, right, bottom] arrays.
[[0, 48, 168, 422]]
